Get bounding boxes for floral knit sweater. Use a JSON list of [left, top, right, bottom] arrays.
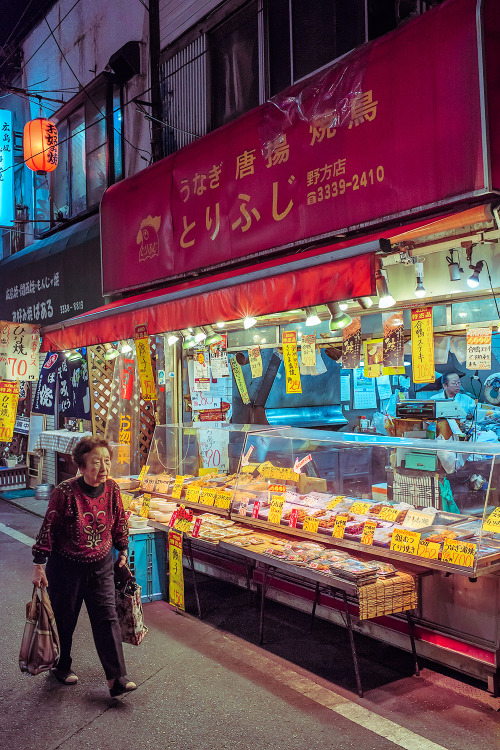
[[32, 477, 129, 565]]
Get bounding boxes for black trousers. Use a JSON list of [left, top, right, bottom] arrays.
[[46, 552, 126, 680]]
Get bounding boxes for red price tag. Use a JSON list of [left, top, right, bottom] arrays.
[[288, 509, 298, 528], [191, 518, 202, 538], [168, 510, 178, 528], [252, 501, 261, 519]]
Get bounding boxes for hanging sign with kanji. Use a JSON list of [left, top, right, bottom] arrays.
[[0, 380, 20, 442], [248, 346, 263, 378], [282, 330, 302, 394], [411, 308, 435, 383], [301, 334, 316, 367], [0, 322, 40, 382], [134, 324, 157, 400], [342, 318, 361, 369], [168, 529, 185, 610], [229, 356, 250, 404]]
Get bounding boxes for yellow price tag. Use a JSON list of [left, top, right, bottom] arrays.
[[215, 489, 232, 510], [139, 493, 151, 518], [199, 468, 219, 477], [379, 506, 399, 522], [199, 488, 217, 506], [185, 486, 201, 504], [138, 465, 150, 482], [303, 516, 320, 533], [171, 476, 185, 500], [121, 492, 133, 510], [155, 478, 171, 495], [173, 505, 193, 533], [483, 507, 500, 533], [350, 501, 371, 516], [268, 494, 285, 524], [403, 509, 436, 530], [441, 539, 477, 568], [417, 539, 441, 560], [258, 461, 273, 476], [332, 514, 348, 539], [142, 475, 156, 492], [168, 529, 185, 611], [241, 463, 259, 474], [390, 528, 421, 555], [327, 496, 345, 510], [361, 519, 377, 545]]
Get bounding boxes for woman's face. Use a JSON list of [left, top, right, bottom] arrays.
[[81, 447, 111, 487]]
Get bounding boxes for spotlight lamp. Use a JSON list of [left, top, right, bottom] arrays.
[[182, 335, 196, 350], [414, 261, 426, 298], [446, 248, 463, 282], [326, 301, 352, 331], [467, 259, 484, 289], [66, 349, 83, 362], [193, 326, 207, 343], [243, 316, 257, 329], [103, 342, 119, 360], [204, 324, 223, 345], [167, 333, 179, 346], [375, 259, 395, 308], [120, 341, 133, 353], [355, 297, 374, 309], [305, 306, 321, 326]]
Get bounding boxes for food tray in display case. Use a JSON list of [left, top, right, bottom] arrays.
[[229, 428, 500, 576], [135, 424, 282, 515]]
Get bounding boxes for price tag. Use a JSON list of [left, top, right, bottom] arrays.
[[332, 514, 348, 539], [142, 475, 156, 493], [268, 484, 286, 504], [259, 462, 299, 482], [417, 539, 441, 560], [390, 528, 421, 555], [121, 492, 133, 510], [199, 468, 219, 477], [191, 518, 202, 538], [268, 494, 285, 524], [327, 496, 345, 510], [403, 509, 436, 530], [252, 501, 261, 519], [238, 499, 249, 516], [379, 506, 399, 522], [258, 461, 273, 476], [350, 501, 371, 516], [441, 539, 477, 568], [168, 529, 184, 610], [483, 507, 500, 533], [138, 465, 150, 483], [168, 510, 178, 527], [303, 516, 320, 533], [293, 454, 312, 473], [361, 519, 377, 545], [171, 476, 185, 499], [185, 486, 201, 504], [241, 463, 259, 474], [199, 488, 217, 506], [139, 493, 151, 518], [288, 509, 298, 528], [155, 478, 171, 495], [173, 505, 193, 534], [215, 489, 232, 510]]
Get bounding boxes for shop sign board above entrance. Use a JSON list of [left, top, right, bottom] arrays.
[[101, 0, 495, 296]]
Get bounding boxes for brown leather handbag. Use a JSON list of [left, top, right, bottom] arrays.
[[19, 586, 61, 675]]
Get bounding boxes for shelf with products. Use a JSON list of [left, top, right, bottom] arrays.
[[228, 428, 500, 577]]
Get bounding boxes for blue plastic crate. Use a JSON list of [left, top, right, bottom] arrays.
[[116, 530, 166, 602]]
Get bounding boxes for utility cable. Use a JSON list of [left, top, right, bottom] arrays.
[[1, 0, 39, 52]]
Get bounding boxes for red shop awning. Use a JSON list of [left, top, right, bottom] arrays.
[[40, 247, 376, 351]]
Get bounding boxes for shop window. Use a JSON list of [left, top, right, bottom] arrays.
[[50, 78, 123, 221], [208, 1, 260, 128], [227, 325, 277, 348], [452, 300, 500, 325]]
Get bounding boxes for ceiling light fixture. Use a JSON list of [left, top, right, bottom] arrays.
[[467, 260, 484, 288], [326, 301, 352, 331], [375, 258, 395, 309], [216, 321, 226, 328], [66, 349, 83, 362], [338, 302, 349, 311], [120, 342, 133, 353], [167, 334, 179, 346], [243, 316, 257, 329], [355, 297, 373, 309], [304, 306, 321, 326], [193, 327, 207, 343], [204, 324, 223, 345], [414, 261, 426, 298], [446, 248, 463, 282], [103, 343, 119, 361]]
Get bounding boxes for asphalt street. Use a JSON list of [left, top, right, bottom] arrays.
[[1, 497, 499, 750]]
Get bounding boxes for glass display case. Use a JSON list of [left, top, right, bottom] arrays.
[[229, 429, 500, 576]]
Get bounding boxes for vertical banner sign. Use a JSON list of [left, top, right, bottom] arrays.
[[229, 356, 250, 404], [134, 325, 157, 400], [301, 333, 316, 367], [342, 318, 361, 369], [411, 308, 434, 383], [363, 338, 383, 378], [0, 322, 40, 381], [282, 330, 302, 394], [382, 311, 404, 370], [248, 346, 263, 378], [168, 529, 185, 610], [466, 327, 491, 370], [210, 334, 229, 377], [0, 110, 14, 228], [0, 380, 20, 442], [193, 346, 211, 391]]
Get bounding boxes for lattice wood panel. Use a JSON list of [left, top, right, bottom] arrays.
[[87, 345, 114, 437]]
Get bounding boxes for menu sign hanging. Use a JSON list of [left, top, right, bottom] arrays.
[[210, 334, 229, 377], [0, 380, 20, 442], [168, 529, 185, 610], [411, 308, 435, 383], [301, 334, 316, 367], [466, 327, 491, 370], [193, 346, 211, 391], [382, 311, 404, 369], [0, 322, 40, 382], [342, 318, 361, 369], [134, 324, 157, 400], [282, 330, 302, 394], [229, 356, 250, 404], [248, 346, 263, 378]]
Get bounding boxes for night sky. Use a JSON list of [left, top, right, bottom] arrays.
[[0, 0, 58, 48]]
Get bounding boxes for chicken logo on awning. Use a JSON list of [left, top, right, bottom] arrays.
[[137, 215, 161, 261]]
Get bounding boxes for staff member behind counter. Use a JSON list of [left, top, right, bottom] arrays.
[[429, 372, 476, 418]]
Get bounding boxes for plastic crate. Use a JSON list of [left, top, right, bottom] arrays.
[[117, 530, 166, 602]]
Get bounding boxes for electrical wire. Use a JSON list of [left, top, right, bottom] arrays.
[[0, 0, 38, 52], [480, 259, 500, 320]]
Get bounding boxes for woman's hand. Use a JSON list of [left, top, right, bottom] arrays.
[[117, 553, 128, 568], [32, 564, 48, 588]]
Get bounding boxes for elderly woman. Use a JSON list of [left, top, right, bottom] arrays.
[[32, 436, 136, 697]]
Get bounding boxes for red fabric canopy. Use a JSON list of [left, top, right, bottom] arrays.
[[41, 252, 375, 351]]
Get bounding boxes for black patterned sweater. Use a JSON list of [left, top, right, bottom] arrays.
[[32, 477, 129, 565]]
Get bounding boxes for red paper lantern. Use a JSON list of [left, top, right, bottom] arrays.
[[23, 117, 58, 174]]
